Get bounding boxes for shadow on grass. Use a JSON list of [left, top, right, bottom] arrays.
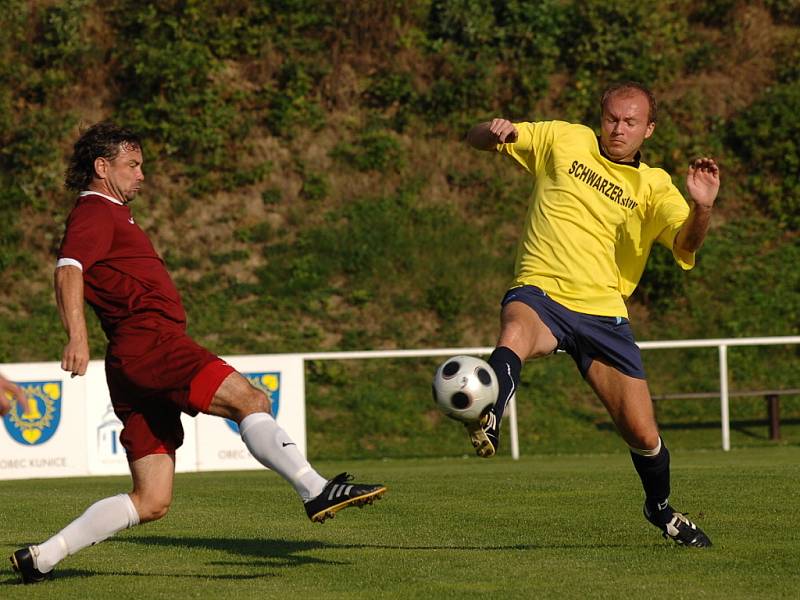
[[1, 536, 654, 586], [119, 534, 641, 554], [1, 537, 341, 586], [1, 567, 275, 586], [119, 535, 344, 567]]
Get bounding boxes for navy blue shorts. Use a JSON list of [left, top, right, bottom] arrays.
[[501, 285, 646, 380]]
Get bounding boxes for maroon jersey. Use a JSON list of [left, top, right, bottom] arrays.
[[57, 192, 186, 338], [58, 192, 233, 459]]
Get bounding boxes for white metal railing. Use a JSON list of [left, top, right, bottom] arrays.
[[301, 335, 800, 457]]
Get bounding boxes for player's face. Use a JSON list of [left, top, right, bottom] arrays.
[[599, 90, 655, 162], [97, 143, 144, 203]]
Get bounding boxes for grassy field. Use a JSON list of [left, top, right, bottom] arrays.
[[1, 447, 799, 599]]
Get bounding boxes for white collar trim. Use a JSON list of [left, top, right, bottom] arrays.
[[80, 190, 125, 205]]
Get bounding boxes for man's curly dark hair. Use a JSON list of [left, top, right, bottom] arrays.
[[65, 121, 142, 191]]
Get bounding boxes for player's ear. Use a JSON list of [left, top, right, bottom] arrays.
[[94, 157, 107, 179], [644, 121, 655, 140]]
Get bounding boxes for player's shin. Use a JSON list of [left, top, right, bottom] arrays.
[[239, 412, 327, 501], [488, 346, 522, 419], [33, 493, 139, 573], [629, 438, 672, 524]]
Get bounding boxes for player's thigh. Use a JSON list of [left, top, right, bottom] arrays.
[[498, 301, 558, 360], [205, 371, 269, 422], [586, 359, 659, 449], [129, 453, 176, 521]]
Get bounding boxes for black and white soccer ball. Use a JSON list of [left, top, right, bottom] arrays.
[[432, 355, 498, 423]]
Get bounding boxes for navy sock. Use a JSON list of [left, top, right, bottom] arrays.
[[488, 346, 522, 421], [630, 442, 672, 524]]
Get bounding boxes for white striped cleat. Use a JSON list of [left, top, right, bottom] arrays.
[[465, 408, 499, 458], [304, 472, 387, 523], [644, 504, 712, 548]]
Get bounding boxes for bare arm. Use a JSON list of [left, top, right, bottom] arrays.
[[674, 157, 720, 253], [466, 119, 519, 150], [54, 265, 90, 377]]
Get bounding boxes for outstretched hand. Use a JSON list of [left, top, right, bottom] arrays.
[[686, 157, 720, 209]]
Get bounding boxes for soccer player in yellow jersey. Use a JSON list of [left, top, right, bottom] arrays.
[[466, 82, 720, 547]]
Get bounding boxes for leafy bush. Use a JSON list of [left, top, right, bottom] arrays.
[[263, 59, 327, 136], [0, 185, 27, 273], [300, 173, 329, 202], [421, 0, 565, 122], [687, 0, 738, 26], [0, 0, 97, 276], [765, 0, 800, 24], [363, 70, 417, 131], [235, 222, 273, 244], [210, 249, 250, 266], [645, 91, 726, 176], [31, 0, 95, 71], [726, 81, 800, 230], [364, 71, 416, 109], [631, 244, 686, 313], [0, 1, 92, 186], [108, 2, 271, 192], [330, 131, 404, 172], [561, 0, 689, 121], [261, 188, 282, 205], [679, 217, 800, 338], [775, 33, 800, 83]]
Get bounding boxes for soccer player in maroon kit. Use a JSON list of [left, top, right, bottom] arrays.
[[10, 122, 386, 584]]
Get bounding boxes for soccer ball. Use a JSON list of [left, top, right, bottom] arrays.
[[432, 355, 498, 423]]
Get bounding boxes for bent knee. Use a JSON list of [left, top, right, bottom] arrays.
[[139, 502, 171, 523], [627, 432, 661, 453], [132, 496, 172, 523], [241, 387, 271, 416], [221, 387, 271, 423]]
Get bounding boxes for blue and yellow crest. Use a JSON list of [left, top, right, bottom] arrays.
[[3, 380, 62, 446], [225, 371, 281, 434]]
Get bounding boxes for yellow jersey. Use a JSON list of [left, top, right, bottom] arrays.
[[497, 120, 694, 318]]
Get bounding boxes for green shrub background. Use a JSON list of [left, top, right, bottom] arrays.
[[0, 0, 797, 458]]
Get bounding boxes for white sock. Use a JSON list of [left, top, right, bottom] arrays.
[[34, 493, 139, 573], [239, 412, 327, 501]]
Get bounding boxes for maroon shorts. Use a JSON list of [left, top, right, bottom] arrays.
[[105, 328, 235, 461]]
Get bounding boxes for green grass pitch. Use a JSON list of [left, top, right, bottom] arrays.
[[2, 447, 798, 599]]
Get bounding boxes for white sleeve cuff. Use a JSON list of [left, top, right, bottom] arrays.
[[55, 258, 83, 271]]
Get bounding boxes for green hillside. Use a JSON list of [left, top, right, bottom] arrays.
[[1, 0, 797, 458]]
